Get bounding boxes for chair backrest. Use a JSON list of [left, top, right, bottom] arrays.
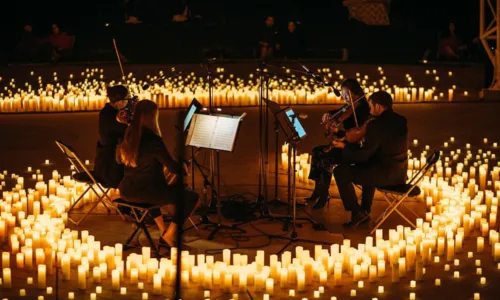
[[408, 150, 441, 185], [55, 140, 96, 181]]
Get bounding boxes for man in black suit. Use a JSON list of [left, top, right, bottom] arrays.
[[333, 91, 408, 228], [93, 85, 129, 188]]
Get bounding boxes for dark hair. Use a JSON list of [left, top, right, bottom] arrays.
[[107, 85, 128, 103], [369, 91, 393, 108], [341, 79, 364, 96]]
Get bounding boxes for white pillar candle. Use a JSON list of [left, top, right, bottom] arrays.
[[78, 265, 86, 290], [494, 243, 500, 261], [2, 252, 10, 268], [38, 265, 46, 289], [477, 237, 485, 253], [96, 286, 102, 294], [3, 268, 12, 288], [265, 278, 274, 295], [93, 267, 101, 283], [120, 287, 127, 295], [112, 269, 120, 291]]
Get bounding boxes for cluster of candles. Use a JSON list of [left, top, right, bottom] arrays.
[[0, 66, 467, 113], [0, 137, 499, 299]]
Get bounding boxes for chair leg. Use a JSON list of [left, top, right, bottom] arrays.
[[90, 186, 112, 213], [371, 196, 415, 235], [68, 185, 92, 214], [69, 198, 104, 226], [124, 226, 141, 250], [141, 225, 159, 255], [188, 217, 199, 232]]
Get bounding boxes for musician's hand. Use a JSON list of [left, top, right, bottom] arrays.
[[332, 140, 346, 149], [321, 113, 331, 124]]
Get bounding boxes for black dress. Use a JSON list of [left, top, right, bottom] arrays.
[[118, 127, 199, 224]]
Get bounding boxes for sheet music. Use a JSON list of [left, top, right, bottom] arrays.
[[187, 114, 217, 148], [211, 117, 240, 151], [186, 113, 242, 152]]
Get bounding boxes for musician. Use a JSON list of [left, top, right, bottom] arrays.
[[93, 85, 129, 188], [307, 79, 370, 209], [333, 91, 408, 228], [117, 100, 200, 248]]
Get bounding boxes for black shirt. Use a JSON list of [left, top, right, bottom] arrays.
[[98, 103, 128, 146]]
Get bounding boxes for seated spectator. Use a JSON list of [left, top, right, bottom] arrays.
[[49, 24, 73, 61], [17, 24, 38, 61], [125, 0, 142, 24], [280, 21, 305, 59], [438, 23, 464, 61], [258, 16, 279, 60]]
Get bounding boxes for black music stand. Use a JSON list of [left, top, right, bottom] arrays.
[[181, 98, 217, 229], [186, 113, 247, 240], [262, 103, 330, 254]]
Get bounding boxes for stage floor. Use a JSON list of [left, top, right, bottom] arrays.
[[1, 103, 500, 299]]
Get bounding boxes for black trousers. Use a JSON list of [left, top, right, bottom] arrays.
[[308, 145, 343, 186], [333, 163, 382, 215]]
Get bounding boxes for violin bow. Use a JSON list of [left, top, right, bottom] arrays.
[[112, 38, 135, 98], [112, 39, 126, 82], [348, 89, 360, 128]]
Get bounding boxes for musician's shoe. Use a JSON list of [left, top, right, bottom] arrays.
[[343, 211, 369, 228], [312, 195, 331, 209], [305, 184, 321, 202]]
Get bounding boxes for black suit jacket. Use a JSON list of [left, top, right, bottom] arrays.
[[93, 103, 128, 187], [118, 127, 182, 204], [343, 109, 408, 185]]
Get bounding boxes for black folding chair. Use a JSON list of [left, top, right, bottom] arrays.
[[55, 140, 118, 226], [113, 198, 160, 255], [370, 151, 440, 235]]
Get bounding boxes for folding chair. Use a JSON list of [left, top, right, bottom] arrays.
[[55, 140, 118, 226], [370, 150, 440, 235], [113, 198, 161, 255]]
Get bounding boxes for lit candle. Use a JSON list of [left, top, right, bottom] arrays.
[[112, 269, 120, 290], [153, 273, 161, 295], [78, 265, 86, 290], [38, 265, 46, 289], [3, 268, 11, 288], [477, 237, 484, 253]]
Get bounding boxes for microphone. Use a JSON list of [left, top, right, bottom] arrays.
[[296, 60, 341, 97], [290, 113, 308, 119], [142, 83, 150, 91]]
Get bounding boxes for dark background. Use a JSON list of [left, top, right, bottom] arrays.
[[1, 0, 485, 64]]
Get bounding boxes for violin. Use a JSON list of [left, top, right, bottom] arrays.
[[322, 95, 366, 139], [345, 117, 376, 144]]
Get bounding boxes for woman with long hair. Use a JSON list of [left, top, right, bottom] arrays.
[[117, 100, 200, 248]]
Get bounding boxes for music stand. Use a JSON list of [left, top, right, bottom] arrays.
[[186, 113, 247, 240], [266, 104, 331, 254]]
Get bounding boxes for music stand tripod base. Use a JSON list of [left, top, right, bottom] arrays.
[[204, 222, 246, 241]]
